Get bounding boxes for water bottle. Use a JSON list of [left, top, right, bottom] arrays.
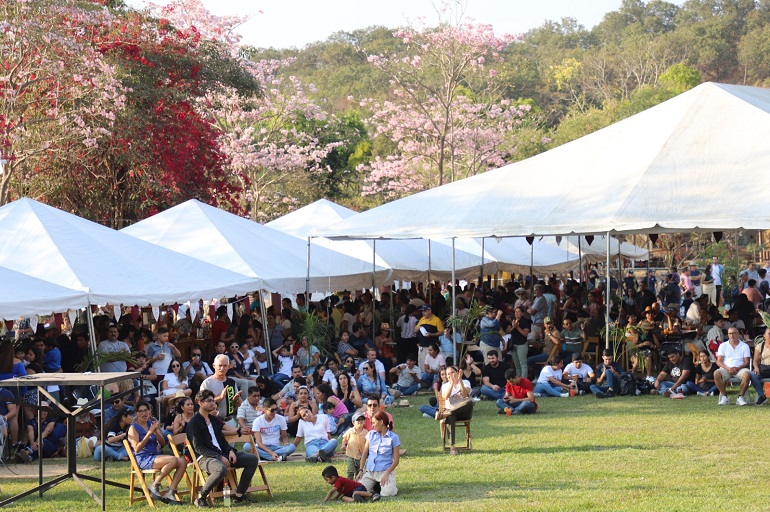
[[223, 482, 231, 507]]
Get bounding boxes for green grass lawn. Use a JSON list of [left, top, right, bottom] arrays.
[[1, 392, 766, 511]]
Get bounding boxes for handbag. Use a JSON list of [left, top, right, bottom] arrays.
[[448, 396, 473, 411]]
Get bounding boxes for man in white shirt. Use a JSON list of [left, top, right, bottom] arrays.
[[714, 328, 766, 406], [358, 349, 386, 383], [533, 356, 572, 398], [562, 354, 595, 394], [251, 398, 295, 461]]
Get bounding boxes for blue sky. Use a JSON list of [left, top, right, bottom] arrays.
[[135, 0, 655, 49]]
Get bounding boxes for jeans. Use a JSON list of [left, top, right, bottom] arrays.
[[658, 381, 688, 395], [420, 372, 438, 388], [590, 369, 618, 395], [304, 438, 338, 459], [510, 344, 529, 379], [199, 451, 258, 496], [534, 382, 564, 397], [391, 383, 420, 396], [480, 385, 505, 400], [253, 443, 296, 461], [93, 444, 127, 461], [749, 371, 765, 397], [270, 373, 291, 386], [495, 398, 536, 415], [420, 404, 438, 417], [684, 381, 718, 395]]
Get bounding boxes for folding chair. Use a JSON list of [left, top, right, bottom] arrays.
[[436, 393, 472, 452], [582, 336, 601, 366], [225, 433, 274, 499], [123, 439, 174, 508], [166, 434, 194, 503], [185, 438, 238, 505]]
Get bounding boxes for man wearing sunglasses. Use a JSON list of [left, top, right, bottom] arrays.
[[362, 395, 394, 431], [250, 398, 295, 462], [183, 346, 213, 397]]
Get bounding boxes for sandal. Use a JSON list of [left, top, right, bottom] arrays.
[[449, 448, 458, 456]]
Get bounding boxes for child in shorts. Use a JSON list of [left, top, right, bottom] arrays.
[[340, 412, 367, 479], [321, 465, 373, 503]]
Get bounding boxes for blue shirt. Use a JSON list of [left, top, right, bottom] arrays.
[[365, 429, 400, 472], [44, 347, 61, 372]]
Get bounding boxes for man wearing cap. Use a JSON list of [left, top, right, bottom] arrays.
[[414, 305, 443, 372], [653, 349, 694, 397], [251, 397, 295, 462], [714, 327, 766, 406], [661, 304, 682, 334], [689, 262, 702, 297], [622, 270, 637, 294]]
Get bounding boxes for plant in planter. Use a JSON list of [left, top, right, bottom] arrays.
[[293, 310, 336, 360], [446, 300, 485, 361], [76, 349, 135, 373]]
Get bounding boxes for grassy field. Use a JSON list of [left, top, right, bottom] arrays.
[[0, 391, 767, 511]]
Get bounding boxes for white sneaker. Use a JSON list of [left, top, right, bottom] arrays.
[[696, 391, 706, 397], [472, 397, 481, 402], [646, 376, 656, 384], [533, 393, 542, 398], [423, 413, 432, 418], [559, 393, 570, 398], [737, 396, 748, 406], [718, 395, 730, 406]]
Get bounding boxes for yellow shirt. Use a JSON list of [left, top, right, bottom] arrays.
[[342, 426, 367, 459]]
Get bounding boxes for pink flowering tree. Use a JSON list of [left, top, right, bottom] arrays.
[[358, 16, 533, 198], [0, 0, 126, 205], [198, 58, 341, 220]]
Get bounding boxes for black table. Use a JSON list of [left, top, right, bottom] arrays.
[[0, 372, 139, 510]]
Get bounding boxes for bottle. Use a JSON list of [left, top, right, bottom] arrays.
[[223, 482, 231, 507]]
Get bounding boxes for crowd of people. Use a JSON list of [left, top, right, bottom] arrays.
[[4, 258, 770, 503]]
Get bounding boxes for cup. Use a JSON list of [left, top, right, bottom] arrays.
[[569, 389, 577, 397]]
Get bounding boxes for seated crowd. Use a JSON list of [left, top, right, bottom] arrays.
[[3, 261, 770, 501]]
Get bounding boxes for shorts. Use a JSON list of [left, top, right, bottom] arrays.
[[716, 367, 751, 382], [344, 485, 367, 497]]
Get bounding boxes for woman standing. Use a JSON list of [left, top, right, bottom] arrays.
[[127, 401, 188, 504], [440, 366, 474, 456], [94, 407, 133, 461], [702, 264, 717, 307], [506, 307, 531, 380], [357, 410, 400, 500]]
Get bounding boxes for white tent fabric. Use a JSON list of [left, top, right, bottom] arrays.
[[464, 237, 583, 275], [266, 199, 499, 281], [544, 236, 648, 263], [319, 82, 770, 240], [0, 266, 88, 319], [0, 198, 261, 306], [121, 199, 392, 294]]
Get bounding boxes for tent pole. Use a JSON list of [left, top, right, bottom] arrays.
[[605, 233, 611, 350], [530, 242, 534, 290], [87, 304, 98, 370], [305, 236, 311, 305], [258, 280, 274, 375], [372, 239, 376, 339], [427, 240, 432, 307], [452, 238, 457, 365], [578, 237, 583, 283], [479, 238, 485, 286]]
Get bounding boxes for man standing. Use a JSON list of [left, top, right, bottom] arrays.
[[479, 350, 508, 401], [200, 354, 243, 423], [478, 307, 504, 362], [689, 262, 702, 297], [187, 389, 259, 506], [654, 350, 694, 397], [251, 398, 296, 462], [146, 328, 181, 380], [97, 324, 130, 372], [714, 328, 766, 406], [414, 305, 443, 371], [712, 256, 724, 307], [527, 285, 548, 331]]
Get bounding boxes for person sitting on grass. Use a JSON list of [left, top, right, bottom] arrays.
[[93, 406, 132, 462], [590, 349, 623, 399], [534, 355, 573, 397], [17, 401, 65, 463], [294, 406, 338, 463], [685, 349, 719, 396], [496, 369, 537, 415], [653, 349, 694, 397], [480, 350, 508, 401], [389, 354, 420, 396], [561, 355, 595, 395], [322, 464, 375, 503]]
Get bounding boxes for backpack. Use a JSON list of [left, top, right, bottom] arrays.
[[618, 372, 637, 396]]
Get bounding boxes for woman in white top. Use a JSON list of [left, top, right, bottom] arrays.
[[440, 365, 473, 456], [160, 359, 192, 405], [293, 406, 338, 463]]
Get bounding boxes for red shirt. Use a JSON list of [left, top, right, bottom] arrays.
[[333, 476, 363, 496], [505, 377, 538, 411]]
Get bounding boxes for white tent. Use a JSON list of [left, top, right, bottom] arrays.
[[121, 199, 392, 294], [266, 199, 500, 281], [0, 198, 261, 307], [319, 82, 770, 240], [543, 236, 648, 263], [0, 266, 88, 320]]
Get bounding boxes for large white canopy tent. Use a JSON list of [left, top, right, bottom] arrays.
[[0, 266, 88, 320], [0, 198, 263, 350], [121, 199, 392, 295], [319, 82, 768, 347], [266, 198, 501, 281], [319, 82, 770, 240]]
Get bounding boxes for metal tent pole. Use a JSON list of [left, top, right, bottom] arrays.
[[605, 233, 611, 350]]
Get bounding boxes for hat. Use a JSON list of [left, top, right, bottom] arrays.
[[665, 303, 678, 312], [514, 287, 527, 295], [380, 323, 392, 331], [544, 317, 553, 324], [76, 397, 89, 407], [352, 412, 365, 422], [627, 269, 634, 274], [690, 261, 698, 266], [740, 270, 748, 276], [167, 390, 187, 405], [420, 305, 432, 311]]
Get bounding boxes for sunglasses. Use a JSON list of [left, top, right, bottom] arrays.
[[367, 403, 378, 407], [230, 345, 239, 349]]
